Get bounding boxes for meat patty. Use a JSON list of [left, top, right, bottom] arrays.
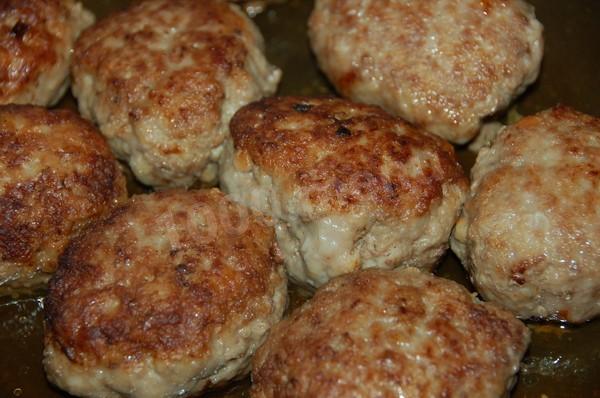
[[71, 0, 281, 188], [0, 0, 93, 106], [0, 105, 126, 295], [44, 189, 287, 398], [251, 268, 530, 398], [309, 0, 544, 143], [220, 96, 467, 287], [451, 106, 600, 323]]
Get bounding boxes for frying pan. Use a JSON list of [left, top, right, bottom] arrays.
[[1, 1, 599, 397]]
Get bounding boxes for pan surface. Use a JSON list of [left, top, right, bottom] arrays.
[[0, 1, 599, 397]]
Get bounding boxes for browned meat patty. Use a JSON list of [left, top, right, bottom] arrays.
[[309, 0, 543, 143], [220, 96, 467, 287], [452, 106, 600, 323], [44, 189, 287, 398], [0, 0, 93, 105], [72, 0, 281, 188], [252, 268, 530, 398], [0, 104, 126, 294]]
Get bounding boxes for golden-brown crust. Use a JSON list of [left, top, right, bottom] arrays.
[[71, 0, 280, 188], [0, 0, 93, 105], [73, 0, 249, 133], [251, 268, 530, 398], [45, 189, 284, 366], [0, 0, 60, 99], [0, 105, 127, 290], [308, 0, 543, 143], [230, 96, 467, 218]]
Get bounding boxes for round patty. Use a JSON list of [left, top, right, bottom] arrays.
[[44, 189, 287, 398], [71, 0, 281, 188], [309, 0, 544, 143], [220, 96, 467, 287], [251, 268, 530, 398], [451, 106, 600, 323], [0, 0, 94, 105], [0, 105, 126, 294]]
